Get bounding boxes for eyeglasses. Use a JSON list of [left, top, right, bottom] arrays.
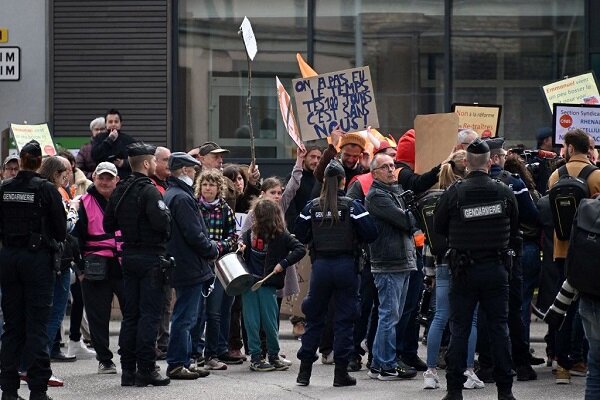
[[372, 163, 395, 171]]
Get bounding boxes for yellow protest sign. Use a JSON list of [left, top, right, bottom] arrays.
[[542, 72, 600, 111], [9, 123, 57, 157], [452, 103, 502, 137]]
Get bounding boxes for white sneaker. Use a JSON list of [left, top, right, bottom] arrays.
[[279, 356, 292, 367], [66, 340, 96, 359], [463, 369, 485, 389], [321, 351, 334, 365], [423, 370, 440, 389]]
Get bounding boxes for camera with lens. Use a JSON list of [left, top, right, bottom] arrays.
[[400, 189, 417, 212]]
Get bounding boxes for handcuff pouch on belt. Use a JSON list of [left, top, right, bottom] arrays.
[[446, 248, 472, 280], [159, 256, 176, 285]]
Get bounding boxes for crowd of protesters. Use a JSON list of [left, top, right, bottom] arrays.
[[0, 108, 598, 400]]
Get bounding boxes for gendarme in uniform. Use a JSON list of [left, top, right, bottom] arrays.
[[294, 159, 378, 387], [0, 140, 66, 400], [104, 142, 171, 387], [433, 138, 519, 400]]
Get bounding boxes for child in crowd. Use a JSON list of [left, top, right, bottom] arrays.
[[195, 169, 238, 370], [238, 199, 305, 372]]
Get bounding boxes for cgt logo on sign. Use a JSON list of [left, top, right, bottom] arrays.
[[559, 113, 573, 129], [0, 47, 20, 81]]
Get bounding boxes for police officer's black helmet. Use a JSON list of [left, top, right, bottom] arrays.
[[324, 159, 345, 178]]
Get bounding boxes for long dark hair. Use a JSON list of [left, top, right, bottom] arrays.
[[252, 198, 285, 241], [319, 175, 343, 223], [505, 154, 535, 191]]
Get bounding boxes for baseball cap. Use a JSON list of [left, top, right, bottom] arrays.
[[94, 161, 118, 176], [3, 155, 19, 165], [199, 142, 230, 156]]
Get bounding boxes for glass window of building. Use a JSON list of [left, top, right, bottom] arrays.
[[178, 1, 308, 158], [178, 0, 585, 158], [452, 0, 585, 147]]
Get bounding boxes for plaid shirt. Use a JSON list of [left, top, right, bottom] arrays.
[[198, 197, 237, 253]]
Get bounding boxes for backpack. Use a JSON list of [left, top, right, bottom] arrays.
[[415, 190, 447, 256], [565, 198, 600, 297], [548, 164, 597, 240]]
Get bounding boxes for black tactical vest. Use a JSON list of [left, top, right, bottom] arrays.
[[0, 176, 45, 243], [448, 178, 511, 251], [115, 176, 167, 247], [310, 196, 355, 256]]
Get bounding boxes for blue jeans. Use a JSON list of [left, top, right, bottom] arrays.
[[204, 278, 234, 358], [426, 265, 477, 368], [372, 271, 411, 370], [521, 241, 541, 345], [47, 270, 71, 355], [167, 282, 207, 368], [580, 296, 600, 400]]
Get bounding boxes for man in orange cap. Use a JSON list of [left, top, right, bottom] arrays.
[[313, 126, 367, 193]]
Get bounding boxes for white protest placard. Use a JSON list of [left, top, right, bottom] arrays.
[[234, 212, 247, 235], [10, 123, 57, 157], [276, 76, 305, 151], [292, 66, 379, 141], [552, 103, 600, 147], [451, 103, 502, 137], [542, 72, 600, 112], [239, 17, 257, 61]]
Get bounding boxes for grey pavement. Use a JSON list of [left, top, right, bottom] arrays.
[[41, 319, 585, 400]]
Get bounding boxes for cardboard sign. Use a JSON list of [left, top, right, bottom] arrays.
[[451, 103, 502, 137], [10, 123, 57, 157], [414, 113, 459, 175], [542, 72, 600, 111], [280, 254, 311, 318], [276, 76, 305, 151], [239, 17, 257, 61], [552, 103, 600, 147], [292, 66, 379, 141]]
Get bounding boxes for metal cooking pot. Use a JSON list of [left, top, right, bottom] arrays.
[[215, 252, 253, 296]]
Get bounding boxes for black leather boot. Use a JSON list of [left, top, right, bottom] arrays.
[[498, 387, 517, 400], [1, 392, 24, 400], [333, 364, 357, 387], [135, 368, 171, 387], [441, 390, 463, 400], [296, 361, 312, 386], [121, 369, 136, 386], [28, 392, 52, 400]]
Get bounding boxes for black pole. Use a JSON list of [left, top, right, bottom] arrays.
[[170, 0, 181, 150], [584, 0, 590, 71], [307, 0, 316, 66], [444, 0, 453, 112]]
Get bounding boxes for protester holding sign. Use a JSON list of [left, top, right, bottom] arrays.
[[313, 127, 366, 194]]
